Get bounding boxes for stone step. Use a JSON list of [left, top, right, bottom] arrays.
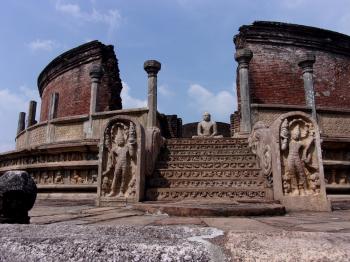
[[132, 201, 285, 217], [146, 178, 266, 189], [329, 195, 350, 210], [165, 144, 249, 151], [158, 154, 257, 162], [155, 161, 258, 169], [145, 188, 268, 201], [161, 149, 253, 156], [152, 169, 262, 179], [166, 138, 248, 145]]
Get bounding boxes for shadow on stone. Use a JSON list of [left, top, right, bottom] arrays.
[[0, 170, 37, 224]]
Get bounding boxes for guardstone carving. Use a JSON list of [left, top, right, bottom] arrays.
[[279, 117, 320, 196], [101, 121, 137, 198], [270, 111, 330, 211], [97, 116, 145, 206]]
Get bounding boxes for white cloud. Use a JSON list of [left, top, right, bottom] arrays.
[[280, 0, 307, 9], [28, 39, 57, 52], [55, 1, 122, 33], [121, 82, 147, 109], [158, 85, 174, 97], [55, 2, 80, 17], [0, 86, 40, 152], [187, 83, 236, 122]]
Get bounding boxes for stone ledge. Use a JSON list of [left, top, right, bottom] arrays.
[[132, 201, 285, 217]]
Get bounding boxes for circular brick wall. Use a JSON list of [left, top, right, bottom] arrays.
[[234, 21, 350, 110], [38, 41, 123, 122]]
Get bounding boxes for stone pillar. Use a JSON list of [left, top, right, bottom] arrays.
[[89, 65, 104, 115], [144, 60, 161, 128], [298, 53, 317, 120], [235, 48, 253, 133], [26, 100, 37, 128], [48, 92, 59, 120], [17, 112, 26, 135]]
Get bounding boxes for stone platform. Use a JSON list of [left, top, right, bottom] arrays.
[[132, 200, 285, 217], [1, 199, 350, 261]]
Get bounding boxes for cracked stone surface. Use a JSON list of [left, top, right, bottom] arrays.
[[0, 225, 224, 262], [1, 199, 350, 261], [226, 231, 350, 261]]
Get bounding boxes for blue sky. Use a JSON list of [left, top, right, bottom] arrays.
[[1, 0, 350, 152]]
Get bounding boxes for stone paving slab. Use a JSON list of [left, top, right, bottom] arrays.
[[12, 200, 350, 261], [76, 210, 145, 225], [226, 231, 350, 261], [0, 225, 223, 262], [202, 217, 278, 232], [152, 217, 206, 226]]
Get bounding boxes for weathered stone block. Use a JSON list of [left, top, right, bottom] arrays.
[[0, 170, 37, 224]]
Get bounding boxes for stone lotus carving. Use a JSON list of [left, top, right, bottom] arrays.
[[280, 117, 320, 196], [101, 121, 137, 198], [248, 121, 273, 187]]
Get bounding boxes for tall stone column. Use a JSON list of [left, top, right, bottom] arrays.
[[17, 112, 26, 135], [48, 92, 59, 120], [235, 48, 253, 134], [144, 60, 161, 128], [26, 100, 37, 128], [89, 65, 104, 115], [298, 53, 317, 120]]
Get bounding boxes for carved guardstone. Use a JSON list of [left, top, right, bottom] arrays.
[[271, 111, 330, 211], [97, 116, 145, 207]]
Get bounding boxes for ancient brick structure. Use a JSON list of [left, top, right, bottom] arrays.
[[234, 22, 350, 205], [0, 22, 349, 212], [234, 21, 350, 111], [39, 41, 122, 121]]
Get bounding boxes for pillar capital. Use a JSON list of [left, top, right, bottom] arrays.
[[235, 48, 253, 69], [298, 53, 316, 73], [89, 64, 104, 83], [144, 60, 161, 77]]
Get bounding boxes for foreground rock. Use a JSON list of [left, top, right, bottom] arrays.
[[0, 225, 225, 262], [226, 231, 350, 261], [0, 170, 37, 224]]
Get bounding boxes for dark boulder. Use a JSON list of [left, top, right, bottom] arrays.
[[0, 170, 37, 224]]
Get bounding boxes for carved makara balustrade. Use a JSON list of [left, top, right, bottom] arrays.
[[248, 121, 273, 189]]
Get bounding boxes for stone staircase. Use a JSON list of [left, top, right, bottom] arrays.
[[145, 138, 272, 202]]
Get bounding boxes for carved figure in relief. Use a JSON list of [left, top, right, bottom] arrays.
[[71, 170, 84, 184], [101, 176, 110, 196], [193, 112, 223, 138], [42, 172, 51, 184], [280, 118, 320, 195], [91, 171, 98, 184], [54, 171, 64, 184], [103, 122, 137, 197]]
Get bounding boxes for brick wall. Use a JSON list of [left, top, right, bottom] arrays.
[[39, 41, 122, 122], [235, 21, 350, 111]]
